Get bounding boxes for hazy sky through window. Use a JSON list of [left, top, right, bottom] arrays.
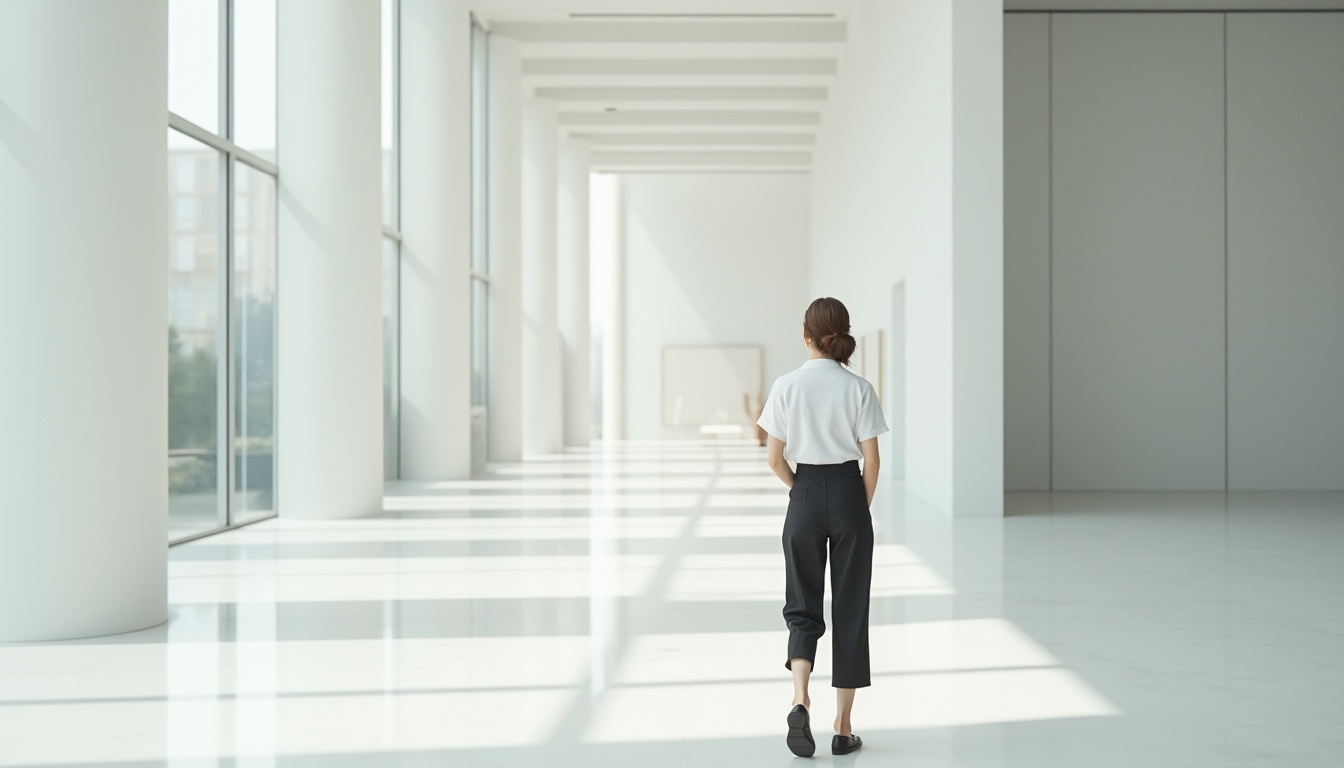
[[169, 0, 277, 155]]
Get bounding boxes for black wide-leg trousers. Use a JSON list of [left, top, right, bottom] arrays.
[[782, 460, 874, 689]]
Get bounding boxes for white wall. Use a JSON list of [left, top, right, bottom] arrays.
[[890, 283, 907, 479], [809, 2, 905, 338], [810, 0, 1004, 516], [949, 0, 1005, 515], [809, 0, 919, 479], [1053, 14, 1226, 491], [896, 1, 958, 513], [621, 174, 810, 441], [1003, 11, 1344, 491], [1003, 14, 1051, 490], [1227, 13, 1344, 490]]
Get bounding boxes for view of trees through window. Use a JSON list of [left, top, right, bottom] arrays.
[[166, 131, 222, 538], [168, 0, 277, 541]]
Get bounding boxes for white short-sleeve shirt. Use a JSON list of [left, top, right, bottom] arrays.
[[757, 358, 889, 464]]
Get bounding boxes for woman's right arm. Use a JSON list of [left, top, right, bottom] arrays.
[[860, 437, 880, 506], [767, 435, 794, 489]]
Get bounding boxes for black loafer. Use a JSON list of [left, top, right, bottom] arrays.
[[832, 733, 862, 755], [786, 704, 815, 757]]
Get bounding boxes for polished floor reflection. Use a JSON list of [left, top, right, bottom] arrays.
[[2, 440, 1341, 766]]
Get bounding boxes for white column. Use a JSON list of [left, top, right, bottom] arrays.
[[487, 35, 524, 462], [557, 137, 592, 447], [277, 0, 384, 519], [593, 174, 626, 442], [399, 0, 471, 480], [521, 94, 562, 455], [900, 0, 1004, 517], [0, 0, 168, 641], [949, 1, 1003, 514]]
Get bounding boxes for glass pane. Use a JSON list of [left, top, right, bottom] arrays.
[[470, 23, 489, 273], [234, 163, 277, 523], [471, 278, 488, 406], [381, 0, 397, 227], [168, 128, 223, 541], [169, 0, 221, 133], [383, 238, 400, 479], [233, 0, 276, 158]]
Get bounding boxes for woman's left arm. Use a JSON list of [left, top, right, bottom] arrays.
[[860, 437, 880, 507], [767, 435, 794, 489]]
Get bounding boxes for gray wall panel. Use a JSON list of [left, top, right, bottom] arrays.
[[1004, 14, 1052, 490], [1051, 14, 1227, 489], [1227, 14, 1344, 489]]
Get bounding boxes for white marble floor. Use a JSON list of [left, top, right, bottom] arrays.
[[2, 440, 1342, 767]]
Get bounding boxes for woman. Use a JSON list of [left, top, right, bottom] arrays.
[[757, 297, 888, 758]]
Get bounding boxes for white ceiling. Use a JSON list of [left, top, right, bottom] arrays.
[[477, 0, 1344, 173], [477, 0, 853, 173]]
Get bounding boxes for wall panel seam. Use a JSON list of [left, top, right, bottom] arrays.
[[1223, 12, 1230, 492], [1047, 12, 1054, 492]]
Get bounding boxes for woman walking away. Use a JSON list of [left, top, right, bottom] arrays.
[[757, 297, 888, 758]]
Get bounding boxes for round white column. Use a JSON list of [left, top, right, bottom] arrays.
[[399, 0, 472, 480], [557, 137, 592, 447], [0, 0, 169, 641], [521, 94, 563, 456], [276, 0, 384, 519], [595, 174, 626, 442], [487, 36, 524, 463]]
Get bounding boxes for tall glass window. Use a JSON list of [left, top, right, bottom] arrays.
[[232, 0, 277, 160], [381, 0, 401, 480], [168, 0, 278, 542], [470, 22, 491, 421], [382, 238, 400, 479], [167, 129, 223, 541], [471, 22, 489, 279], [381, 0, 398, 229], [168, 0, 220, 133], [471, 278, 488, 406], [233, 163, 277, 523]]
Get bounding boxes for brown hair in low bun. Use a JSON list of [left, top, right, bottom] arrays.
[[803, 297, 857, 366]]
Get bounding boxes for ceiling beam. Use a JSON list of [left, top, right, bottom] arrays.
[[490, 20, 846, 44], [520, 57, 838, 76], [574, 132, 817, 147], [591, 149, 811, 165], [515, 42, 847, 61], [535, 86, 827, 102], [558, 109, 822, 127]]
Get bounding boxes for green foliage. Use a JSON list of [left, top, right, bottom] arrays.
[[169, 326, 218, 495], [169, 456, 216, 494], [234, 297, 275, 444], [168, 297, 276, 496], [168, 326, 217, 450]]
